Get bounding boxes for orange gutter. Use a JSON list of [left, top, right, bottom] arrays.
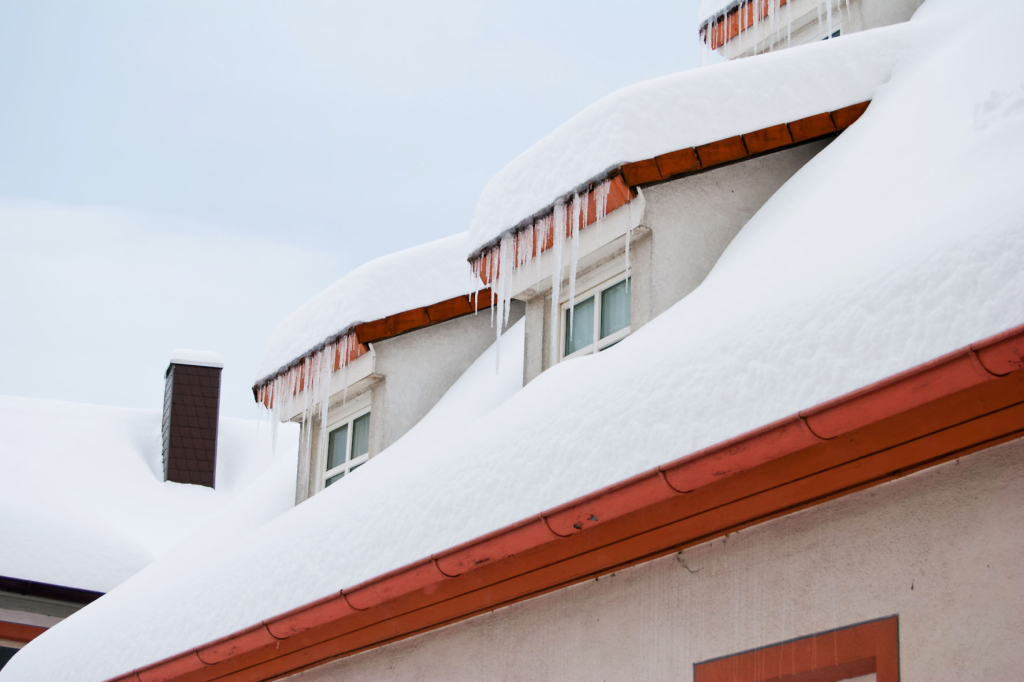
[[111, 322, 1024, 682], [700, 0, 790, 50], [473, 101, 869, 287]]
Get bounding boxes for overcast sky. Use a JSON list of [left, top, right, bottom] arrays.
[[0, 0, 704, 419]]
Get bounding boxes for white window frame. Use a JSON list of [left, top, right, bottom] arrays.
[[560, 272, 631, 361], [321, 404, 371, 490]]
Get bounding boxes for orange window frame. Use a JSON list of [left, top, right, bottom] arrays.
[[694, 616, 899, 682]]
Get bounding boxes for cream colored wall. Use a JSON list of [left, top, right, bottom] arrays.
[[288, 436, 1024, 681], [522, 142, 827, 385], [295, 306, 523, 504], [717, 0, 926, 60]]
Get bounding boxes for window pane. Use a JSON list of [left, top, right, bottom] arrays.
[[351, 413, 370, 458], [325, 471, 344, 487], [600, 278, 631, 339], [326, 424, 348, 471], [564, 296, 595, 355]]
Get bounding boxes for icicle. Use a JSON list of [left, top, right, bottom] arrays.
[[751, 0, 758, 57], [786, 0, 792, 48], [255, 331, 364, 479], [549, 201, 567, 363], [825, 0, 833, 39], [566, 193, 582, 339]]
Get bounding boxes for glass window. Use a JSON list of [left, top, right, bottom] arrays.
[[600, 278, 631, 339], [323, 410, 370, 491], [562, 275, 632, 359], [326, 424, 348, 471], [564, 296, 595, 356], [352, 413, 370, 458]]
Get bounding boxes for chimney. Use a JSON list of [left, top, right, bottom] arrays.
[[162, 349, 224, 488]]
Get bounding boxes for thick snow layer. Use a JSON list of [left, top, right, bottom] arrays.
[[169, 349, 224, 369], [255, 233, 482, 383], [0, 396, 298, 593], [6, 1, 1024, 679], [698, 0, 738, 23], [466, 14, 940, 256]]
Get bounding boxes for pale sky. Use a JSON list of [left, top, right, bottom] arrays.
[[0, 0, 704, 419]]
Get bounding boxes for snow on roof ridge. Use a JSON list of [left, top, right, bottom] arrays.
[[254, 232, 482, 384], [465, 18, 933, 258], [169, 349, 224, 369]]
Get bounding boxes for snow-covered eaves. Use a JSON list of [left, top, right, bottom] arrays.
[[465, 17, 931, 260], [87, 325, 1024, 682], [470, 103, 866, 286], [253, 233, 484, 388], [698, 0, 788, 43]]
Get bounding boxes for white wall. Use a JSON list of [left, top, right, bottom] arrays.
[[288, 436, 1024, 680]]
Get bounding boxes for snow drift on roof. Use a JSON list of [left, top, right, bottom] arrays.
[[6, 1, 1024, 679], [255, 233, 482, 383], [466, 15, 936, 257], [0, 396, 298, 593]]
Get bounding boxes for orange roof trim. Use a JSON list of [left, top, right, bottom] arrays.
[[701, 0, 790, 50], [0, 620, 47, 645], [115, 321, 1024, 682], [251, 290, 496, 403]]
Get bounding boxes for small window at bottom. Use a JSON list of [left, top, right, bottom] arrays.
[[323, 410, 371, 490], [565, 296, 595, 356]]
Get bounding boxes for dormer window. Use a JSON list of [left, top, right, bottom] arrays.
[[562, 275, 631, 360], [324, 409, 370, 488]]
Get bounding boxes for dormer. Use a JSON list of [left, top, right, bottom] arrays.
[[254, 234, 523, 503], [698, 0, 926, 61]]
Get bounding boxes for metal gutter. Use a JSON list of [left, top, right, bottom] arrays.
[[110, 321, 1024, 682]]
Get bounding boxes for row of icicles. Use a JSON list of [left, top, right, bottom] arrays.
[[699, 0, 852, 66], [471, 179, 620, 370], [255, 333, 363, 470], [256, 177, 624, 468]]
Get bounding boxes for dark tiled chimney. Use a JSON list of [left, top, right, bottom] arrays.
[[162, 349, 224, 488]]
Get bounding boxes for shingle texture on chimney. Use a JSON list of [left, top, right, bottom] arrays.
[[162, 363, 221, 488]]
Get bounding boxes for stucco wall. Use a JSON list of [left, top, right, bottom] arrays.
[[369, 301, 523, 455], [288, 436, 1024, 681], [297, 304, 523, 503], [524, 141, 827, 385]]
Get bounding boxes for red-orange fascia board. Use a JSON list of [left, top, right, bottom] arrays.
[[114, 321, 1024, 682], [473, 101, 869, 287], [250, 290, 495, 402], [0, 620, 47, 645], [700, 0, 790, 50]]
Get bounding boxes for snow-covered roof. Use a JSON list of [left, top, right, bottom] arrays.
[[698, 0, 739, 24], [0, 395, 298, 594], [6, 1, 1024, 680], [255, 233, 482, 384], [466, 12, 937, 257]]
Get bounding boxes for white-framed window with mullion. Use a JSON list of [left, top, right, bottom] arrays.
[[322, 406, 371, 489], [560, 273, 631, 361]]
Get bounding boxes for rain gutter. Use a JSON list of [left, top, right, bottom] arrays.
[[112, 321, 1024, 682]]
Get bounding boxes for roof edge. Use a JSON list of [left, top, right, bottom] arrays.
[[470, 101, 869, 287], [251, 289, 496, 399], [114, 321, 1024, 682]]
